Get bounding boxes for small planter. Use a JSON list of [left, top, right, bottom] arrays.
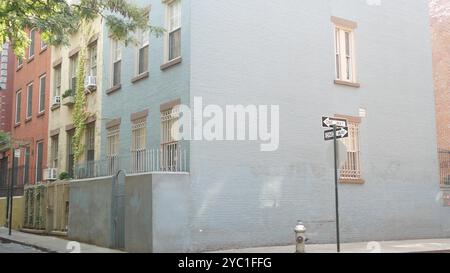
[[62, 96, 75, 106]]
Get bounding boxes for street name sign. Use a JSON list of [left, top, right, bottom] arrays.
[[322, 116, 348, 128], [14, 149, 20, 158], [324, 127, 349, 141]]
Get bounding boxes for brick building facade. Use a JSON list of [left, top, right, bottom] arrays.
[[10, 29, 51, 186]]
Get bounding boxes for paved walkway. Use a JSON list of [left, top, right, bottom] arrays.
[[211, 238, 450, 253], [0, 227, 123, 253]]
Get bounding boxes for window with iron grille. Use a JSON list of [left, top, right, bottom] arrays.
[[88, 43, 97, 77], [136, 16, 149, 75], [23, 146, 30, 185], [85, 122, 96, 177], [51, 135, 59, 168], [167, 0, 181, 61], [26, 83, 33, 119], [106, 126, 120, 175], [161, 107, 180, 171], [67, 130, 75, 178], [69, 53, 78, 90], [111, 39, 122, 86], [339, 121, 362, 182], [54, 64, 61, 96], [131, 119, 147, 172]]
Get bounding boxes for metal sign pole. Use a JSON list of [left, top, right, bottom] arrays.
[[8, 148, 15, 236], [333, 125, 341, 253]]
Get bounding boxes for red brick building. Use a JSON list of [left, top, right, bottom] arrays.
[[430, 0, 450, 186], [0, 43, 15, 193], [10, 29, 51, 186]]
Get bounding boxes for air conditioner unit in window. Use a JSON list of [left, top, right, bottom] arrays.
[[84, 75, 97, 92], [52, 96, 61, 106], [43, 168, 58, 181]]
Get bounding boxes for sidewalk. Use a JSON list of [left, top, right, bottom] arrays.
[[0, 227, 123, 253], [211, 238, 450, 253]]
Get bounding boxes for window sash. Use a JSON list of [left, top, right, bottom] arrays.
[[39, 75, 46, 113], [168, 0, 181, 32], [51, 136, 59, 168], [15, 91, 21, 123], [29, 29, 36, 57], [335, 27, 355, 82], [138, 45, 149, 74], [35, 142, 43, 183], [54, 66, 62, 96], [26, 85, 32, 119], [113, 60, 121, 86], [169, 28, 181, 61], [70, 54, 78, 90], [88, 44, 97, 77]]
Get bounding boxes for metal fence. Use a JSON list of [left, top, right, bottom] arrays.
[[439, 149, 450, 186], [74, 147, 188, 179], [0, 166, 28, 198]]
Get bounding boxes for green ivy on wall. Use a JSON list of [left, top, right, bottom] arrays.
[[72, 48, 87, 164]]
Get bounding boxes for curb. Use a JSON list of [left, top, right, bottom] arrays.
[[0, 235, 58, 253]]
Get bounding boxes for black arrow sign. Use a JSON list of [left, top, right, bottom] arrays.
[[322, 116, 348, 128], [324, 127, 349, 141]]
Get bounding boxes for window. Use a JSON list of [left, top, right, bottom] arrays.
[[161, 107, 180, 171], [106, 126, 120, 175], [85, 122, 95, 177], [334, 25, 356, 83], [67, 130, 75, 178], [35, 141, 44, 183], [39, 74, 46, 113], [26, 83, 33, 119], [17, 57, 23, 68], [41, 39, 47, 50], [69, 53, 79, 91], [167, 0, 181, 61], [23, 146, 30, 185], [111, 39, 122, 86], [131, 118, 147, 172], [136, 15, 149, 75], [339, 120, 362, 182], [54, 65, 62, 96], [29, 29, 36, 58], [51, 135, 59, 168], [15, 90, 21, 124], [88, 43, 97, 77]]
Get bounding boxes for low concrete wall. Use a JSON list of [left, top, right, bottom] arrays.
[[67, 173, 190, 252], [68, 176, 114, 248], [0, 196, 24, 229]]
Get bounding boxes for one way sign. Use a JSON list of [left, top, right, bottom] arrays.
[[324, 127, 349, 141], [322, 116, 348, 128]]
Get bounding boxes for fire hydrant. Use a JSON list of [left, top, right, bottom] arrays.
[[294, 221, 306, 253]]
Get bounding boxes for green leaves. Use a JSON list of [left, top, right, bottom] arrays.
[[1, 0, 162, 56]]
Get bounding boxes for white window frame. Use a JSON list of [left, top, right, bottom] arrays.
[[29, 28, 36, 58], [164, 0, 181, 62], [135, 14, 150, 76], [334, 25, 357, 83], [15, 90, 22, 124], [26, 83, 33, 119], [53, 64, 62, 97], [38, 74, 46, 114], [51, 135, 59, 169], [17, 57, 23, 68], [88, 43, 98, 77], [69, 53, 79, 90], [110, 38, 122, 87]]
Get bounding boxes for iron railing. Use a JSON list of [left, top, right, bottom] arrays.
[[0, 166, 28, 197], [439, 149, 450, 186], [74, 147, 188, 179]]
